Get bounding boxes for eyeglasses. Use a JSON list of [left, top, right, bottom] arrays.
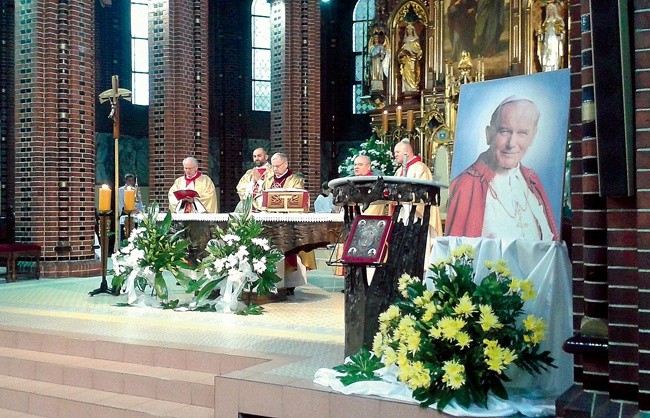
[[272, 162, 287, 169]]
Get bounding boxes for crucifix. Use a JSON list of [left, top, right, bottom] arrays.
[[99, 75, 132, 252]]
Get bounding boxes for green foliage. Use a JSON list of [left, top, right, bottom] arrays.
[[333, 348, 383, 385], [111, 203, 192, 304]]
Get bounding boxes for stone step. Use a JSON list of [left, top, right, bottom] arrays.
[[0, 346, 215, 408], [0, 375, 213, 418], [0, 327, 266, 375], [0, 407, 44, 417]]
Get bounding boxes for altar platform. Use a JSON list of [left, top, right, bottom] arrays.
[[0, 250, 450, 418]]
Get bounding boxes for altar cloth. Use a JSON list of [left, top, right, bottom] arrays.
[[314, 236, 573, 416]]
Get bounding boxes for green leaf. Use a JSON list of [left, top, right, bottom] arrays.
[[333, 348, 383, 385], [154, 274, 168, 302]]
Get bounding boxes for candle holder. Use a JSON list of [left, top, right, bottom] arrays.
[[89, 210, 118, 296]]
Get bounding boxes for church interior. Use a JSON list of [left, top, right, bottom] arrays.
[[0, 0, 649, 416]]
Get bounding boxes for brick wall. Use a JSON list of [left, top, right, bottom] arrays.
[[0, 0, 15, 220], [211, 2, 246, 211], [559, 1, 649, 415], [148, 0, 210, 209], [270, 0, 321, 203], [13, 0, 99, 277]]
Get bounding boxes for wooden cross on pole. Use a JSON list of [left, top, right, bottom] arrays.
[[99, 75, 132, 252]]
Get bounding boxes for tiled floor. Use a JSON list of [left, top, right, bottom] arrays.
[[0, 253, 346, 382]]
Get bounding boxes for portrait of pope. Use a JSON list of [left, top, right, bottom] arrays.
[[445, 70, 570, 241]]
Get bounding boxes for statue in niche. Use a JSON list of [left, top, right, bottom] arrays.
[[368, 31, 389, 93], [397, 23, 423, 93], [537, 2, 565, 72]]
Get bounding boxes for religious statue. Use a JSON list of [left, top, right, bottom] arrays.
[[368, 32, 389, 92], [537, 2, 565, 72], [397, 23, 423, 93], [458, 51, 473, 84]]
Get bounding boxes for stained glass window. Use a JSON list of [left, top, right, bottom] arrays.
[[252, 0, 271, 112], [352, 0, 375, 114], [131, 1, 149, 106]]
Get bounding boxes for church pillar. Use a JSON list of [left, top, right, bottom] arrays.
[[270, 0, 321, 203], [14, 0, 99, 277], [0, 1, 15, 225], [148, 0, 210, 208]]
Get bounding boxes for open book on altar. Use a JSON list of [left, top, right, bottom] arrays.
[[262, 188, 309, 212], [173, 189, 200, 200]]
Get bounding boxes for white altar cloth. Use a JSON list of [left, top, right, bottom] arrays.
[[314, 237, 573, 416]]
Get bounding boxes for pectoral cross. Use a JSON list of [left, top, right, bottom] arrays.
[[99, 75, 132, 252]]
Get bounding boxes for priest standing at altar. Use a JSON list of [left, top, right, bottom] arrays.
[[393, 140, 443, 237], [168, 157, 218, 213], [236, 147, 272, 210], [259, 152, 315, 295], [261, 152, 305, 190]]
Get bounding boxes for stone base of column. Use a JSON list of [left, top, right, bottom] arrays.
[[556, 384, 639, 417], [41, 259, 101, 278]]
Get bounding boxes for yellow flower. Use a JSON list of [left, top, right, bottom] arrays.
[[484, 260, 494, 269], [508, 278, 522, 293], [478, 304, 503, 332], [502, 347, 518, 365], [422, 290, 434, 301], [396, 344, 410, 368], [405, 330, 421, 353], [493, 259, 512, 277], [453, 294, 476, 318], [482, 340, 518, 374], [455, 331, 472, 349], [383, 346, 398, 366], [442, 359, 466, 390], [520, 279, 537, 301], [398, 273, 415, 293], [523, 315, 547, 345], [436, 316, 466, 341], [421, 302, 437, 323], [399, 361, 431, 390], [451, 244, 475, 259], [372, 333, 384, 357], [379, 305, 400, 324]]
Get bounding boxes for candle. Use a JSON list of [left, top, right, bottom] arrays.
[[381, 110, 388, 133], [99, 184, 111, 212], [406, 110, 414, 131], [124, 186, 136, 212], [396, 106, 402, 126]]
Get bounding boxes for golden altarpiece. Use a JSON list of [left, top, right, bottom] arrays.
[[363, 0, 567, 216]]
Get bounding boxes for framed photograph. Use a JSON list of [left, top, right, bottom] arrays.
[[446, 70, 570, 241], [341, 215, 394, 265]]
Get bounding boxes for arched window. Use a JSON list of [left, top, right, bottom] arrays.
[[130, 0, 149, 106], [251, 0, 271, 112], [352, 0, 375, 114]]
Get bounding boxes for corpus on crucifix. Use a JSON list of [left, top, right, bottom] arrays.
[[98, 75, 132, 253]]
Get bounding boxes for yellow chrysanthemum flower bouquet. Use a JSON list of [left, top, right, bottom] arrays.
[[334, 244, 555, 411]]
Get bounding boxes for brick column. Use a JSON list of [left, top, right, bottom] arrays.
[[0, 1, 15, 221], [148, 0, 210, 209], [14, 0, 99, 277], [558, 1, 645, 416], [270, 0, 321, 203]]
